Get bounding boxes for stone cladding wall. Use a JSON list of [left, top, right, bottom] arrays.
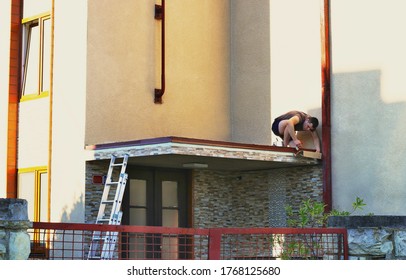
[[85, 160, 110, 223], [192, 166, 323, 228], [347, 228, 406, 260], [85, 160, 323, 227], [328, 216, 406, 260]]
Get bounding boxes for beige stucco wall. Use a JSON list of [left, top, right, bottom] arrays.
[[230, 0, 271, 145], [0, 0, 11, 197], [331, 0, 406, 215], [86, 0, 230, 145], [270, 0, 322, 149]]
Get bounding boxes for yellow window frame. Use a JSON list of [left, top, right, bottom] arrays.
[[18, 166, 48, 222], [21, 12, 51, 102]]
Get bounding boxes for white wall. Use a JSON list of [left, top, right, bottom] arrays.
[[0, 0, 11, 197], [50, 0, 88, 222], [331, 0, 406, 214], [270, 0, 322, 148], [18, 99, 50, 168], [23, 0, 51, 16]]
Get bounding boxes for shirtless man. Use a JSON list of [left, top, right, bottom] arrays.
[[272, 111, 320, 152]]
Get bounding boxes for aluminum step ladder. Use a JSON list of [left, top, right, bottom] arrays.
[[88, 154, 129, 260]]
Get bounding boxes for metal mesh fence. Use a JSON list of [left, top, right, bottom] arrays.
[[28, 223, 347, 260]]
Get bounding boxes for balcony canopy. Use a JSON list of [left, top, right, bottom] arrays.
[[85, 137, 320, 171]]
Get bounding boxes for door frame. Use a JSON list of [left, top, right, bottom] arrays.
[[121, 166, 192, 259]]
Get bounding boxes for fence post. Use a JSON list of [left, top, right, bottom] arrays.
[[208, 228, 222, 260], [342, 230, 349, 260], [0, 199, 32, 259]]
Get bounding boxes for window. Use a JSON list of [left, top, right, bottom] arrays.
[[18, 166, 48, 222], [21, 12, 51, 101]]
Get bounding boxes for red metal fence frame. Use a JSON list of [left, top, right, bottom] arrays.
[[29, 222, 348, 260]]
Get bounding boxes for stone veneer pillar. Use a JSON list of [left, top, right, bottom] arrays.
[[0, 198, 31, 260]]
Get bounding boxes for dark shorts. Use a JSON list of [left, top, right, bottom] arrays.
[[272, 119, 282, 138]]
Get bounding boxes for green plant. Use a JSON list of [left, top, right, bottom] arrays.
[[286, 199, 325, 228], [280, 197, 367, 259], [286, 196, 366, 228], [329, 196, 366, 216]]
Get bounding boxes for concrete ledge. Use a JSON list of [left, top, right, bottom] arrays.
[[328, 216, 406, 228]]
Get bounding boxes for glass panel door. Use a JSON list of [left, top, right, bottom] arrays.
[[129, 179, 147, 226], [128, 178, 148, 259], [162, 180, 179, 227], [161, 180, 179, 259], [123, 168, 189, 259]]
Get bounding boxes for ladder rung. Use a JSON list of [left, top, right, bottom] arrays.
[[97, 217, 120, 222], [101, 200, 114, 204], [106, 181, 119, 185], [91, 236, 103, 241], [111, 163, 126, 167]]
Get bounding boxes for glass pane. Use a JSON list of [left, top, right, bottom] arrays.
[[41, 19, 51, 92], [130, 179, 146, 206], [17, 172, 35, 221], [23, 24, 39, 96], [129, 235, 147, 259], [39, 172, 48, 222], [162, 209, 178, 227], [162, 236, 178, 260], [130, 208, 147, 226], [162, 181, 178, 207]]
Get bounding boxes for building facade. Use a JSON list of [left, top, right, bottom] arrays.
[[1, 0, 405, 234]]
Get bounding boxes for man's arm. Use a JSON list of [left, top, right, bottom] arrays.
[[284, 116, 302, 148]]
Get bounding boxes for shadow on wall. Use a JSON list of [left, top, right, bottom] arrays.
[[60, 194, 84, 223], [332, 70, 406, 214]]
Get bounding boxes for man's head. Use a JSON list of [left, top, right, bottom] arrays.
[[304, 117, 319, 131]]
